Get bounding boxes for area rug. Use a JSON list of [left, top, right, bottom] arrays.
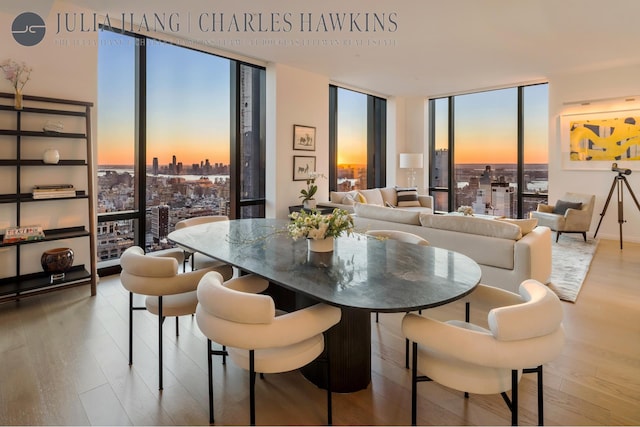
[[547, 236, 599, 303]]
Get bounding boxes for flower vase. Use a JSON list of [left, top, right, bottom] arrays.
[[307, 236, 334, 253], [303, 199, 317, 210], [307, 237, 334, 267], [14, 89, 23, 110]]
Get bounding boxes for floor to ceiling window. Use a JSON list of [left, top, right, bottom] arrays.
[[329, 86, 386, 191], [428, 83, 548, 218], [97, 29, 265, 272]]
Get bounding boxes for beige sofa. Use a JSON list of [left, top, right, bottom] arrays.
[[353, 203, 552, 293], [323, 187, 434, 214]]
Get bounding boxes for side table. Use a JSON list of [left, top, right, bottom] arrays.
[[288, 204, 336, 215]]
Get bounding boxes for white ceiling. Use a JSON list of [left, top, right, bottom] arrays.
[[56, 0, 640, 97]]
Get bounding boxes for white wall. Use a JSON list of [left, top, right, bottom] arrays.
[[0, 1, 97, 273], [265, 63, 329, 219], [549, 64, 640, 243]]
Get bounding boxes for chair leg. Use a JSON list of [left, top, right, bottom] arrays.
[[175, 316, 179, 336], [511, 369, 518, 426], [555, 231, 561, 242], [128, 292, 133, 365], [582, 232, 587, 242], [537, 365, 544, 426], [524, 365, 544, 426], [249, 350, 256, 426], [207, 339, 215, 424], [405, 338, 410, 369], [411, 342, 418, 426], [158, 297, 164, 390], [375, 312, 379, 323], [326, 331, 333, 426]]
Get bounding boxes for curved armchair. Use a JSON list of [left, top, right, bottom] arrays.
[[530, 192, 595, 242], [120, 245, 215, 390], [402, 280, 564, 426], [196, 271, 342, 425], [175, 215, 234, 277]]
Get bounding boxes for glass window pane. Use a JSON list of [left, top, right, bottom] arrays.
[[337, 88, 367, 191], [239, 64, 265, 218], [146, 40, 230, 252], [431, 98, 449, 189], [97, 30, 136, 265], [454, 88, 518, 217], [523, 84, 549, 218]]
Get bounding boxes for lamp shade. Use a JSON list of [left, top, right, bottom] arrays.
[[399, 153, 424, 169]]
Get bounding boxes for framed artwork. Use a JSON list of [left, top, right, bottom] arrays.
[[561, 109, 640, 170], [293, 156, 316, 181], [293, 124, 316, 151]]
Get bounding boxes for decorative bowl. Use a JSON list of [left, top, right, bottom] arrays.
[[41, 247, 74, 273]]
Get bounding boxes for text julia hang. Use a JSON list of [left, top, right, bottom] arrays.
[[55, 12, 398, 34]]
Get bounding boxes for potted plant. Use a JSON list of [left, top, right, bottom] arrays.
[[299, 172, 325, 209]]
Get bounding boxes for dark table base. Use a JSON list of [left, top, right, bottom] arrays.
[[267, 284, 372, 393]]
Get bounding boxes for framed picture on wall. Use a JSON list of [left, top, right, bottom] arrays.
[[293, 156, 316, 181], [293, 124, 316, 151], [561, 108, 640, 170]]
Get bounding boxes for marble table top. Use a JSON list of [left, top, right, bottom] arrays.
[[168, 218, 481, 312]]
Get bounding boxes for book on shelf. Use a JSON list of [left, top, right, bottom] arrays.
[[2, 225, 45, 244], [32, 184, 76, 199]]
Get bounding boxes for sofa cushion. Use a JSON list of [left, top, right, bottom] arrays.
[[354, 202, 421, 225], [330, 190, 360, 204], [553, 200, 582, 215], [496, 218, 538, 235], [359, 188, 385, 206], [396, 187, 421, 207], [379, 187, 398, 206], [419, 214, 522, 240], [330, 191, 348, 203]]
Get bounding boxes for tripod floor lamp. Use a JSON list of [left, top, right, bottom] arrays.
[[399, 153, 424, 188]]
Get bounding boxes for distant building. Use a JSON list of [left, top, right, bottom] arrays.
[[491, 184, 516, 217], [151, 205, 170, 243]]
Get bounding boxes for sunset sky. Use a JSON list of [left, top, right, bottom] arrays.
[[98, 31, 548, 169]]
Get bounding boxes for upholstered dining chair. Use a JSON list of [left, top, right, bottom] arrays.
[[530, 192, 595, 242], [120, 245, 217, 390], [175, 215, 234, 276], [402, 279, 565, 426], [366, 229, 430, 368], [196, 271, 342, 426]]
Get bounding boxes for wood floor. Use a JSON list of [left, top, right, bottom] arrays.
[[1, 237, 639, 426]]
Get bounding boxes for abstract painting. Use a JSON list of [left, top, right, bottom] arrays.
[[562, 109, 640, 170]]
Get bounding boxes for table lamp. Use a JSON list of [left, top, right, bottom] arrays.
[[399, 153, 423, 188]]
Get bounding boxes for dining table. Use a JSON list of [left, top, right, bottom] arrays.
[[168, 218, 482, 392]]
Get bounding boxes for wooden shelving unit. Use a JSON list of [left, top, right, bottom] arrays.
[[0, 92, 96, 303]]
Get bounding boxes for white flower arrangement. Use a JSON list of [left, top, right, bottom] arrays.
[[0, 59, 32, 91], [288, 208, 354, 240], [457, 205, 474, 216]]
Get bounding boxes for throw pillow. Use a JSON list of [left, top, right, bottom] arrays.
[[358, 189, 384, 206], [396, 187, 420, 207], [553, 200, 582, 215], [496, 218, 538, 235], [342, 193, 356, 206]]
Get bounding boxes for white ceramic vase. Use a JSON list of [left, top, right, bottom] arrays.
[[303, 199, 317, 210], [307, 236, 334, 253], [43, 148, 60, 164]]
